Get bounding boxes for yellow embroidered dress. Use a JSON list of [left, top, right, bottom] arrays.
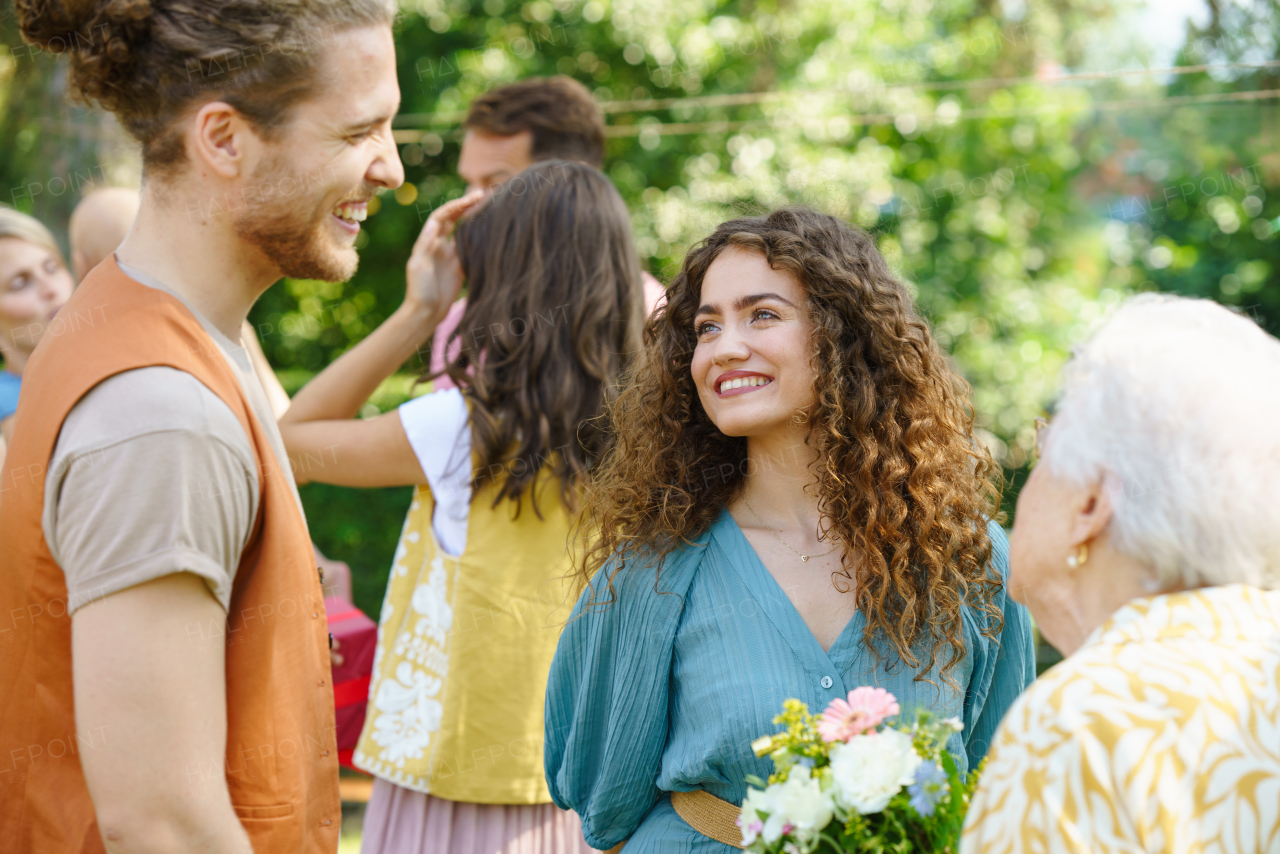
[[961, 584, 1280, 854], [352, 461, 576, 804]]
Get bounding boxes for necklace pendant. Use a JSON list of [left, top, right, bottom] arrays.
[[801, 555, 809, 562]]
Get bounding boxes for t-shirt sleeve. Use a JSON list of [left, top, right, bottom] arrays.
[[641, 271, 666, 316], [544, 549, 703, 850], [962, 521, 1037, 765], [397, 388, 471, 556], [43, 367, 260, 614], [0, 372, 21, 421]]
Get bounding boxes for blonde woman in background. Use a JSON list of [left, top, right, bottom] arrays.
[[962, 293, 1280, 853], [0, 207, 75, 462]]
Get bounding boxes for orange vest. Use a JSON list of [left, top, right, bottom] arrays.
[[0, 258, 340, 852]]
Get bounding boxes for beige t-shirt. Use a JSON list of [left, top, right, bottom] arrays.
[[42, 261, 303, 614]]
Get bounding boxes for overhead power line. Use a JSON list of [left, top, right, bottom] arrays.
[[392, 59, 1280, 129], [596, 60, 1280, 114], [601, 87, 1280, 138], [390, 87, 1280, 144]]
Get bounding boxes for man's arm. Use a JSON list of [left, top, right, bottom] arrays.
[[72, 573, 253, 854]]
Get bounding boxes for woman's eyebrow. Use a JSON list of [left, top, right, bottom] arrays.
[[735, 292, 795, 311], [695, 292, 796, 317]]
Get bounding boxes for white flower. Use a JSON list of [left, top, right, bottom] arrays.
[[773, 766, 834, 833], [828, 729, 923, 814], [739, 786, 772, 846], [739, 766, 834, 847]]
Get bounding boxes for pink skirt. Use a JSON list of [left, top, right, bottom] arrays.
[[360, 777, 600, 854]]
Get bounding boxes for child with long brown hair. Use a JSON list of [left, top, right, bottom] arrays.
[[281, 160, 643, 854], [544, 207, 1036, 852]]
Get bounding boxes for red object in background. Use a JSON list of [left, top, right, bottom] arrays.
[[325, 596, 377, 769]]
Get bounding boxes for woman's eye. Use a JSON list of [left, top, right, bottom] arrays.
[[695, 321, 719, 336], [7, 274, 31, 292], [43, 259, 59, 275], [752, 308, 780, 322]]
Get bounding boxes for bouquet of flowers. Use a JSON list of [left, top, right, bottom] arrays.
[[737, 688, 981, 854]]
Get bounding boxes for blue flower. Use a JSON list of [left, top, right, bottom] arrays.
[[907, 761, 949, 817]]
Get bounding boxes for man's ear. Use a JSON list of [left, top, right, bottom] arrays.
[[189, 101, 257, 179], [1070, 474, 1115, 548]]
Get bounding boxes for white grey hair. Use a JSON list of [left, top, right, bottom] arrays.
[[1042, 293, 1280, 590]]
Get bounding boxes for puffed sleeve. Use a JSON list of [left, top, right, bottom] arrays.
[[544, 546, 703, 850], [961, 521, 1037, 767]]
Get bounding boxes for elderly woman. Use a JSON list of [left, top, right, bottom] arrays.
[[961, 293, 1280, 853]]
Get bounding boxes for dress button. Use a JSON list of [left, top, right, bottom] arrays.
[[820, 676, 834, 689]]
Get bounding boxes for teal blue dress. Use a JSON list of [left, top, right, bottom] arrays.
[[544, 510, 1035, 852]]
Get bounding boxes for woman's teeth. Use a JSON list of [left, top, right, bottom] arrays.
[[719, 376, 772, 392], [333, 203, 367, 223]]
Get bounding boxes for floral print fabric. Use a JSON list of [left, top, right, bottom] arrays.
[[962, 584, 1280, 854]]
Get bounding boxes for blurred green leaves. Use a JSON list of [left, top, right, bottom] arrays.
[[248, 0, 1131, 473]]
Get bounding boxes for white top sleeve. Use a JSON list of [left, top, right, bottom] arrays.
[[397, 389, 472, 556]]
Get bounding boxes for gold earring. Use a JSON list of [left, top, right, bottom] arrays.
[[1066, 543, 1089, 569]]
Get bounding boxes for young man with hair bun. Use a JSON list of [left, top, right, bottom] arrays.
[[1, 1, 404, 850]]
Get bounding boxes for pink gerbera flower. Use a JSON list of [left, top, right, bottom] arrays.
[[817, 687, 900, 742]]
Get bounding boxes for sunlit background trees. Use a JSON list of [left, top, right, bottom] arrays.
[[3, 0, 1277, 624]]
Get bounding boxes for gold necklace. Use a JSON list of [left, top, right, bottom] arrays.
[[742, 497, 839, 563]]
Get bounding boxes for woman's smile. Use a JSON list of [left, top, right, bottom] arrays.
[[714, 370, 775, 397]]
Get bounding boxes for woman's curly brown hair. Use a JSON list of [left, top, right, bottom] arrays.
[[577, 206, 1004, 681]]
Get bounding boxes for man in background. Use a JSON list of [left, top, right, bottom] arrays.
[[432, 75, 664, 386], [456, 75, 608, 193]]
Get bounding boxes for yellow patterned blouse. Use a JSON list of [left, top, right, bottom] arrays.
[[352, 474, 577, 804], [962, 584, 1280, 854]]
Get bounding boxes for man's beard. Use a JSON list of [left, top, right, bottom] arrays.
[[232, 160, 367, 282]]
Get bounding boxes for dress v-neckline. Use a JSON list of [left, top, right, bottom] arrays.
[[713, 508, 864, 678]]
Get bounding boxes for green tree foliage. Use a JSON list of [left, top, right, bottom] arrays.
[[253, 0, 1126, 475], [1093, 9, 1280, 336], [7, 0, 1277, 624], [0, 7, 120, 253]]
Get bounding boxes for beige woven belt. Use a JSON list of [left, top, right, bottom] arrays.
[[604, 790, 744, 852], [673, 789, 745, 848]]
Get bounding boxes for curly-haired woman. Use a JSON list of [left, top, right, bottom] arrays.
[[544, 207, 1036, 852]]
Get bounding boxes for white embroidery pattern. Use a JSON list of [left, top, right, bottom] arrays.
[[359, 502, 457, 782], [369, 661, 444, 765]]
